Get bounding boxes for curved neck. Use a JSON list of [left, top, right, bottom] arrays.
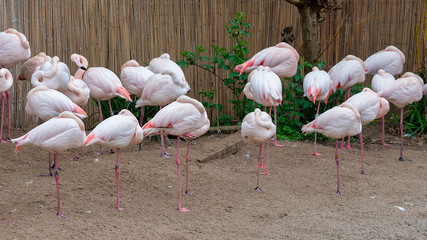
[[6, 28, 30, 49], [67, 76, 86, 104], [165, 70, 186, 88], [254, 110, 274, 130], [31, 58, 59, 86]]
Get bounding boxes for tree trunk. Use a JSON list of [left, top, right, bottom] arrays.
[[298, 5, 320, 71]]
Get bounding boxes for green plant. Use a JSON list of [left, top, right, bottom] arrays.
[[177, 12, 253, 121], [198, 89, 224, 126]]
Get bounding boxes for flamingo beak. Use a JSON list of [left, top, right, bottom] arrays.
[[116, 86, 132, 101]]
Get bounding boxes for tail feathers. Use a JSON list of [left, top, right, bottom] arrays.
[[12, 134, 29, 153], [301, 121, 317, 134]]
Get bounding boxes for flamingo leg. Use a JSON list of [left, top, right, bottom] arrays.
[[0, 92, 6, 143], [185, 140, 195, 195], [272, 106, 284, 147], [176, 137, 189, 212], [108, 100, 114, 116], [6, 90, 10, 140], [262, 138, 271, 175], [399, 108, 410, 161], [312, 101, 322, 156], [335, 139, 344, 195], [115, 148, 125, 210], [139, 106, 144, 151], [360, 132, 368, 174], [254, 143, 263, 192], [258, 142, 266, 167], [41, 152, 53, 177], [73, 149, 79, 160], [54, 152, 66, 218], [381, 116, 390, 150], [159, 106, 171, 159], [345, 89, 354, 149], [94, 100, 105, 155], [340, 89, 349, 149]]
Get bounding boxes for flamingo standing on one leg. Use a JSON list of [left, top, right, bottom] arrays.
[[121, 60, 154, 150], [303, 66, 333, 156], [136, 70, 191, 159], [83, 109, 143, 210], [243, 66, 282, 174], [345, 88, 390, 174], [11, 111, 86, 218], [235, 42, 299, 78], [0, 68, 13, 142], [302, 102, 362, 195], [371, 69, 396, 150], [142, 96, 209, 212], [241, 108, 276, 192], [378, 72, 424, 161], [0, 28, 31, 69], [364, 46, 405, 76], [329, 55, 366, 149]]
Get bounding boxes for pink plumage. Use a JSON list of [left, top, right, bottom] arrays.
[[31, 56, 71, 92], [0, 68, 13, 142], [235, 42, 299, 78], [25, 86, 87, 121], [11, 111, 86, 218], [143, 95, 209, 212], [0, 28, 31, 69], [371, 69, 396, 93], [18, 52, 51, 81], [148, 53, 188, 85], [120, 60, 154, 96], [365, 46, 405, 76], [329, 55, 366, 93]]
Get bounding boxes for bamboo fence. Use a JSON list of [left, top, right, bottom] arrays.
[[0, 0, 425, 128]]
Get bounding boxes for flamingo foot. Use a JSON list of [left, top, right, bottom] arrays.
[[94, 151, 104, 156], [382, 143, 391, 146], [345, 146, 354, 150], [161, 152, 170, 159], [254, 187, 263, 192], [138, 143, 142, 152], [312, 152, 322, 156], [57, 213, 67, 218], [178, 207, 190, 212], [7, 136, 11, 141], [109, 149, 115, 154], [72, 156, 79, 161], [273, 142, 284, 147], [262, 171, 271, 175], [0, 139, 8, 143], [40, 173, 53, 177], [116, 207, 125, 211], [361, 170, 370, 175], [337, 191, 344, 196], [399, 156, 411, 161], [340, 144, 346, 149], [258, 163, 267, 167], [185, 189, 195, 196]]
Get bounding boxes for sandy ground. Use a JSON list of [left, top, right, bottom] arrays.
[[0, 123, 426, 240]]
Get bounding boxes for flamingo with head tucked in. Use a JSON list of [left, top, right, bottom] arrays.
[[303, 66, 333, 156], [84, 109, 143, 211], [345, 88, 389, 174], [378, 72, 423, 161], [31, 56, 71, 92], [142, 95, 209, 212], [137, 70, 191, 159], [0, 68, 13, 142], [243, 66, 282, 174], [365, 46, 405, 76], [235, 42, 299, 78], [371, 69, 396, 150], [0, 28, 31, 69], [329, 55, 365, 149], [18, 52, 51, 81], [241, 108, 276, 192], [148, 53, 188, 84], [302, 102, 362, 195], [11, 111, 86, 218]]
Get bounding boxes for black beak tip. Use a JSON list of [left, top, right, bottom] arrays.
[[80, 66, 88, 71]]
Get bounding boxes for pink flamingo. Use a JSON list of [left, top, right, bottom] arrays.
[[303, 66, 333, 156], [136, 70, 191, 159], [371, 69, 396, 150], [235, 42, 299, 78], [365, 46, 405, 76], [345, 88, 390, 174], [241, 108, 276, 192], [17, 52, 51, 81], [11, 111, 86, 218], [0, 68, 13, 142], [0, 28, 31, 69], [328, 55, 365, 149], [142, 95, 210, 212], [84, 109, 143, 211], [120, 59, 154, 124], [71, 53, 132, 122], [243, 66, 281, 174], [63, 76, 90, 108], [148, 53, 188, 84], [378, 72, 423, 161], [31, 56, 71, 92], [302, 102, 362, 195]]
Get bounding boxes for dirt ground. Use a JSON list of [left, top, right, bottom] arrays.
[[0, 122, 426, 240]]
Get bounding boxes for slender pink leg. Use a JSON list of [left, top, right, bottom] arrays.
[[255, 143, 263, 192], [345, 89, 354, 149], [184, 140, 195, 195], [360, 132, 368, 174], [0, 92, 6, 143], [6, 90, 10, 140], [73, 149, 79, 160], [53, 153, 66, 218], [115, 148, 125, 210], [272, 106, 283, 147], [262, 139, 271, 175], [139, 106, 144, 151], [41, 152, 53, 177], [94, 100, 105, 155], [176, 137, 189, 212], [335, 139, 344, 195], [312, 102, 322, 156], [381, 116, 390, 150], [159, 106, 171, 159], [340, 89, 350, 149], [399, 108, 410, 161], [108, 100, 114, 116], [258, 142, 265, 167]]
